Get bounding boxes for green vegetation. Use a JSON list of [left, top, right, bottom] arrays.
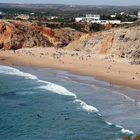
[[1, 4, 139, 33], [36, 21, 85, 32], [92, 23, 104, 32], [115, 14, 137, 22]]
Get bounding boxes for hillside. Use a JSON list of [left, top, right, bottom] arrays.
[[0, 20, 83, 50], [66, 26, 140, 64], [0, 20, 140, 64], [0, 21, 53, 50]]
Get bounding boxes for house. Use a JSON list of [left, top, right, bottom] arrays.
[[75, 14, 100, 22], [85, 14, 100, 21], [138, 11, 140, 19], [0, 12, 3, 19], [75, 14, 121, 25], [75, 17, 86, 22], [108, 20, 121, 24], [91, 20, 121, 25], [110, 15, 116, 18], [15, 14, 30, 20], [120, 12, 125, 15], [30, 13, 35, 15], [50, 16, 58, 20]]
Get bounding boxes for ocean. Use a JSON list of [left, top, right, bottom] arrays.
[[0, 65, 140, 140]]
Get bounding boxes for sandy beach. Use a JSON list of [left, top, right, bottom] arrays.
[[0, 47, 140, 89]]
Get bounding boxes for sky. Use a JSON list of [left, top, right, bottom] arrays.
[[0, 0, 140, 6]]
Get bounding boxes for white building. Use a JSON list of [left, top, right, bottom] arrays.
[[75, 17, 85, 22], [75, 14, 100, 22], [30, 13, 34, 15], [0, 11, 3, 19], [75, 14, 121, 25], [110, 15, 116, 18], [138, 11, 140, 19], [120, 12, 125, 15], [85, 14, 100, 20], [91, 20, 121, 25], [15, 14, 30, 20], [91, 20, 102, 24], [108, 20, 121, 24], [50, 16, 58, 20]]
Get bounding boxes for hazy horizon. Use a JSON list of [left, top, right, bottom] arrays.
[[0, 0, 140, 6]]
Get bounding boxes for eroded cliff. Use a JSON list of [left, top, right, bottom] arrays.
[[0, 21, 53, 50], [66, 27, 140, 64], [0, 20, 83, 50]]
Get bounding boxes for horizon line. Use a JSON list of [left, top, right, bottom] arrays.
[[0, 2, 140, 7]]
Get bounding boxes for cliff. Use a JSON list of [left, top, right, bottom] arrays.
[[66, 27, 140, 64], [0, 20, 139, 64], [0, 21, 53, 50], [0, 20, 83, 50]]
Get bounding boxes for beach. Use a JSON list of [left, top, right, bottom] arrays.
[[0, 3, 140, 140], [0, 47, 140, 89], [0, 50, 140, 139]]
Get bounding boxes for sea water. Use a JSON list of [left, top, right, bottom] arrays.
[[0, 65, 139, 140]]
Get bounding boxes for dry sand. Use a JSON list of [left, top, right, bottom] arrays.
[[0, 47, 140, 89]]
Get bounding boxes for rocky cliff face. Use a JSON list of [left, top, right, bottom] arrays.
[[0, 21, 83, 50], [0, 21, 54, 50], [66, 27, 140, 64], [53, 28, 83, 43], [0, 20, 139, 64]]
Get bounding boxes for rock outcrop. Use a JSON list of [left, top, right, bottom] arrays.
[[54, 27, 83, 43], [66, 26, 140, 63], [0, 21, 83, 50], [0, 21, 53, 50], [123, 134, 140, 140], [0, 20, 139, 64]]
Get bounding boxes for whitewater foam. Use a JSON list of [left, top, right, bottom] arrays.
[[74, 99, 99, 112], [105, 121, 134, 135], [116, 124, 134, 134], [38, 80, 99, 113], [0, 65, 37, 80], [106, 121, 113, 126], [121, 128, 134, 134], [38, 81, 76, 97]]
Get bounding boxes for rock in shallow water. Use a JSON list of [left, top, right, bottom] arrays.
[[123, 134, 140, 140]]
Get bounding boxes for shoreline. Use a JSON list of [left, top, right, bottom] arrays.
[[2, 60, 140, 134], [0, 48, 140, 90]]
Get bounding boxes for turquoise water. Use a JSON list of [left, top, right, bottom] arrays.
[[0, 65, 139, 140]]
